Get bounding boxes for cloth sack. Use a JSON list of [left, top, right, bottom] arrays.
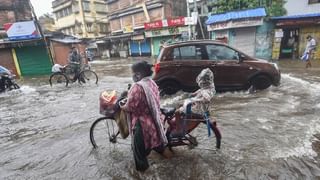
[[114, 109, 129, 139]]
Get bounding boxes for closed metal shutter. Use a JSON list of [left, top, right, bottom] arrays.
[[140, 40, 151, 56], [15, 45, 52, 76], [130, 41, 140, 56], [233, 27, 256, 56]]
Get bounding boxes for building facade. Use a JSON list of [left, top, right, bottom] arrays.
[[206, 8, 273, 60], [52, 0, 109, 39], [105, 0, 187, 57], [0, 0, 52, 76], [0, 0, 33, 75], [285, 0, 320, 16], [271, 0, 320, 60], [38, 14, 57, 33]]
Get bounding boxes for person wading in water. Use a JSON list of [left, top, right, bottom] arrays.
[[120, 61, 172, 172]]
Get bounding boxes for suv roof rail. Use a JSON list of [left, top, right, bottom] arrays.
[[163, 39, 226, 47]]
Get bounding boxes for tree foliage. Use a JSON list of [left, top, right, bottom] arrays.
[[209, 0, 286, 17]]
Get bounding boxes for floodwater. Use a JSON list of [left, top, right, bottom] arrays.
[[1, 59, 320, 179]]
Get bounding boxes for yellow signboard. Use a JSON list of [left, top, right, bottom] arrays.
[[123, 26, 133, 33]]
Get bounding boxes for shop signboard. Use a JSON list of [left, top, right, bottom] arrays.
[[123, 25, 133, 33], [274, 29, 284, 38], [144, 17, 187, 30], [185, 17, 197, 25], [207, 18, 263, 31], [181, 31, 189, 38], [3, 21, 40, 40], [145, 26, 189, 37], [144, 20, 165, 30], [167, 17, 185, 27]]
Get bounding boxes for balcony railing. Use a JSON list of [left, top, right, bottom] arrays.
[[106, 0, 118, 4], [52, 0, 71, 8]]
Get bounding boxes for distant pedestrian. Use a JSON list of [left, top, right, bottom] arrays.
[[303, 35, 317, 68], [68, 47, 81, 80], [85, 48, 93, 62]]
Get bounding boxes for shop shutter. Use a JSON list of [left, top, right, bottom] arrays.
[[130, 41, 140, 56], [15, 45, 52, 76], [153, 37, 161, 56], [140, 40, 151, 56], [233, 27, 256, 56]]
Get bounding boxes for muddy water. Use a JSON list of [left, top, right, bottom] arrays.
[[1, 60, 320, 179]]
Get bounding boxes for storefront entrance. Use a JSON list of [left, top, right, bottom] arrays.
[[279, 28, 299, 59]]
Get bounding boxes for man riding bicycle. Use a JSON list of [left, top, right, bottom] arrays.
[[68, 47, 82, 81]]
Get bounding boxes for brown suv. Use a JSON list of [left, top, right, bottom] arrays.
[[153, 40, 281, 95]]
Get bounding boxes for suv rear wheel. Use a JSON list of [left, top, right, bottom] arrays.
[[250, 75, 272, 90], [159, 80, 180, 96]]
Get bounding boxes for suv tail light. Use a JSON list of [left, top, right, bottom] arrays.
[[154, 63, 160, 74]]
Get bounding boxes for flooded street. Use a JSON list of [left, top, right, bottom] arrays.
[[1, 59, 320, 179]]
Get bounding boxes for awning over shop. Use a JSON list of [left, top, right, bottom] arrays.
[[271, 13, 320, 20], [50, 38, 82, 44], [206, 7, 266, 25], [271, 13, 320, 26]]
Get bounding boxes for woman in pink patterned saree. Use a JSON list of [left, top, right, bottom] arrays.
[[120, 61, 170, 172]]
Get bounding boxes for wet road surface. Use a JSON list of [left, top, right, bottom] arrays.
[[1, 59, 320, 179]]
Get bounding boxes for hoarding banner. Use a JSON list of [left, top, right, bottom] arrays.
[[145, 26, 189, 37], [144, 20, 164, 30], [144, 17, 187, 30], [207, 18, 263, 31], [167, 17, 185, 27], [3, 21, 40, 40]]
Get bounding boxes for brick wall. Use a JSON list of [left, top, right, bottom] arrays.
[[171, 0, 187, 17], [50, 41, 86, 65], [0, 48, 18, 76], [0, 11, 16, 26], [118, 0, 131, 9], [51, 41, 71, 65], [134, 12, 146, 27], [0, 0, 32, 28], [149, 8, 163, 21], [110, 19, 121, 32], [0, 0, 13, 6]]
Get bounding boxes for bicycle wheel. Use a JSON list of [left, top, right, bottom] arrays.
[[49, 73, 69, 87], [13, 83, 20, 89], [90, 117, 119, 149], [8, 82, 20, 90], [79, 70, 98, 86]]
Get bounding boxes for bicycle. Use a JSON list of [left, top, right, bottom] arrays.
[[89, 86, 221, 151], [49, 62, 98, 87]]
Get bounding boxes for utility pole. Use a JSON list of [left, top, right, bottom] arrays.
[[28, 0, 54, 64], [193, 0, 199, 39], [186, 0, 191, 40]]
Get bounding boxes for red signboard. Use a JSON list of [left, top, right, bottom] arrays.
[[144, 20, 163, 30], [144, 17, 186, 30], [167, 17, 185, 27]]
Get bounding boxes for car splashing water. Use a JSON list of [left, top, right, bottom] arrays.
[[1, 60, 320, 179]]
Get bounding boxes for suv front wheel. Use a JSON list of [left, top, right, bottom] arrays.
[[250, 75, 272, 90], [159, 80, 180, 96]]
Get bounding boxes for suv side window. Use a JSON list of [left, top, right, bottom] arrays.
[[173, 45, 204, 60], [206, 44, 239, 61]]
